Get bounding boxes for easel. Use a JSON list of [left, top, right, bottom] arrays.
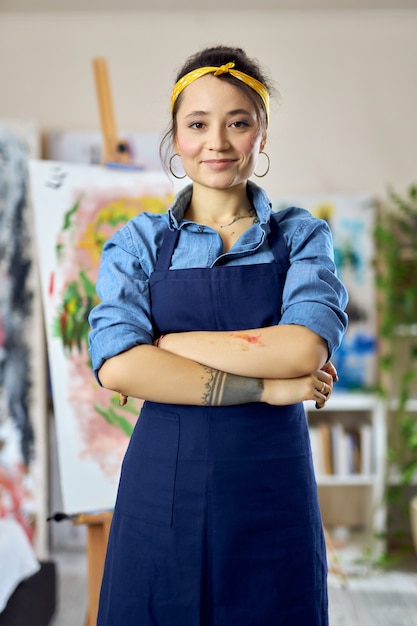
[[323, 526, 348, 585], [92, 56, 132, 166], [72, 57, 133, 626], [72, 511, 113, 626]]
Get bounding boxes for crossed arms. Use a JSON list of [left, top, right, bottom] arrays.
[[98, 324, 336, 408]]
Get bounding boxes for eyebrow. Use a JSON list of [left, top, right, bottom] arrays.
[[183, 108, 254, 120], [184, 110, 206, 119]]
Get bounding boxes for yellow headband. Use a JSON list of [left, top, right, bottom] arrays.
[[171, 62, 270, 124]]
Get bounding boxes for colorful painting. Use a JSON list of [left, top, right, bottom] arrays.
[[0, 124, 39, 543], [274, 194, 377, 391], [30, 160, 182, 514]]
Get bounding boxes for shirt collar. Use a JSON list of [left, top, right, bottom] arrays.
[[167, 180, 272, 230]]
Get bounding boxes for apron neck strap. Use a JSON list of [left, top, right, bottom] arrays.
[[155, 228, 180, 271], [268, 216, 289, 266]]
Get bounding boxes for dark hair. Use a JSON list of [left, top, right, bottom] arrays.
[[159, 45, 275, 174]]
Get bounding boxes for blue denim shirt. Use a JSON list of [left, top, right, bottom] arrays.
[[89, 181, 348, 380]]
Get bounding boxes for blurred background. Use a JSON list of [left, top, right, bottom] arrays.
[[0, 1, 416, 625]]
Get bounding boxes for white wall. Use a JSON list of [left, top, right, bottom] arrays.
[[1, 10, 416, 197]]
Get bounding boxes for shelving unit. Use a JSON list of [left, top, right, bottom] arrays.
[[304, 392, 386, 552]]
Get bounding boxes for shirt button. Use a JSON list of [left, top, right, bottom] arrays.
[[197, 226, 204, 233]]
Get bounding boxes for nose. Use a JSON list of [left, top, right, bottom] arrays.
[[208, 124, 230, 151]]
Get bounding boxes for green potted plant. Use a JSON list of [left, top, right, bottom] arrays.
[[374, 184, 417, 553]]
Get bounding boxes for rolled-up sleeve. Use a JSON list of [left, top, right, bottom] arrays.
[[277, 208, 349, 359], [88, 227, 155, 383]]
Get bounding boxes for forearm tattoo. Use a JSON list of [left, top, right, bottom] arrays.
[[202, 367, 264, 406]]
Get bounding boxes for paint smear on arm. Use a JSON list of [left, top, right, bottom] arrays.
[[230, 332, 264, 350]]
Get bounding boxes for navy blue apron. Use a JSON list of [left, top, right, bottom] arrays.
[[97, 216, 328, 626]]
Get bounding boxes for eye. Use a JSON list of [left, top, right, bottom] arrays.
[[189, 121, 206, 130], [230, 120, 250, 129]]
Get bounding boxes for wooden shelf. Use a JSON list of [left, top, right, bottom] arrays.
[[305, 393, 387, 551], [316, 474, 375, 486], [305, 391, 381, 412]]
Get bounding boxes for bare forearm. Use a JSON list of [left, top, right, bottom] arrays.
[[159, 325, 328, 379], [99, 344, 333, 408], [98, 344, 265, 406]]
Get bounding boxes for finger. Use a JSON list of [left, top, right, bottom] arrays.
[[314, 386, 330, 409], [313, 376, 332, 396], [325, 364, 338, 383], [315, 369, 333, 386], [119, 393, 128, 406], [314, 390, 327, 409], [313, 379, 332, 410], [321, 361, 339, 382], [321, 371, 333, 387]]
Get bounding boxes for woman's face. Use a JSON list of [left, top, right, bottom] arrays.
[[174, 74, 266, 191]]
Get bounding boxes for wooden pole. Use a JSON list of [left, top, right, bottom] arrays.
[[92, 57, 130, 165], [73, 511, 113, 626]]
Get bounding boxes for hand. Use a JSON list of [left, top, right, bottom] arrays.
[[313, 369, 333, 409], [314, 361, 338, 409], [262, 369, 334, 407]]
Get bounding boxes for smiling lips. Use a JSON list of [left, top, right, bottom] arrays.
[[203, 159, 237, 170]]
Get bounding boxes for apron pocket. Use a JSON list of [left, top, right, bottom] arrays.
[[115, 408, 180, 526]]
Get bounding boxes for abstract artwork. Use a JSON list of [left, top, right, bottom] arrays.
[[274, 194, 377, 391], [30, 160, 182, 513], [0, 125, 38, 542]]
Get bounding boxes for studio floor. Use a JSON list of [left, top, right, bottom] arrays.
[[49, 543, 417, 626]]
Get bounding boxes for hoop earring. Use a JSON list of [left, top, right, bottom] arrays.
[[253, 151, 270, 178], [169, 154, 187, 180]]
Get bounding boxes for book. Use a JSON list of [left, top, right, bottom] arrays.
[[360, 423, 372, 475], [319, 423, 333, 475]]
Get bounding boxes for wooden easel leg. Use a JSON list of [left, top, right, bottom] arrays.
[[85, 519, 111, 625], [324, 525, 348, 585], [73, 512, 113, 626]]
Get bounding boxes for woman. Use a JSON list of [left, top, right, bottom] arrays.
[[89, 45, 348, 626]]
